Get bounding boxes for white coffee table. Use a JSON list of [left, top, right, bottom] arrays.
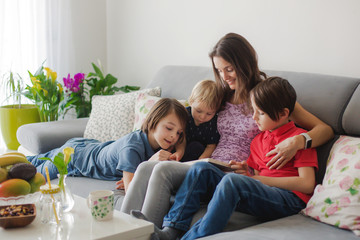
[[0, 194, 154, 239]]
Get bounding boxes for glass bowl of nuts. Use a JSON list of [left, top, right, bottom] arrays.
[[0, 204, 36, 228], [0, 192, 41, 206]]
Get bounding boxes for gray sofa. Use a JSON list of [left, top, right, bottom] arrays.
[[17, 65, 360, 239]]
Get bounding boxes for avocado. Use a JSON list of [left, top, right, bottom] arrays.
[[8, 163, 36, 181]]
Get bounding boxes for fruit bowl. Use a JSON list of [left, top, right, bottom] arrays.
[[0, 192, 41, 206], [0, 204, 36, 228]]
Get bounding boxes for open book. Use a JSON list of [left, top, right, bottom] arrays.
[[183, 158, 233, 172]]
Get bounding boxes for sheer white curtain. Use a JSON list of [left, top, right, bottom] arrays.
[[46, 0, 75, 80], [0, 0, 74, 150]]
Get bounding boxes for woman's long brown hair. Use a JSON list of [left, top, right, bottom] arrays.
[[209, 33, 267, 113]]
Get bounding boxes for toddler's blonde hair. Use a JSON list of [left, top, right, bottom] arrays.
[[188, 80, 223, 111]]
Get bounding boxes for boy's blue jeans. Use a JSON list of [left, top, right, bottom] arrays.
[[163, 162, 306, 240]]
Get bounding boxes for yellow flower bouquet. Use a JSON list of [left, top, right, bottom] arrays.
[[24, 65, 63, 121]]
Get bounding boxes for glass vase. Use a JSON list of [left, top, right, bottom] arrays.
[[57, 174, 74, 212]]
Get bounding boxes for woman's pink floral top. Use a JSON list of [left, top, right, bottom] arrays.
[[211, 102, 260, 163]]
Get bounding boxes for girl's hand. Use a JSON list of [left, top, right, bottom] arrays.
[[229, 160, 249, 175], [116, 179, 125, 190], [169, 151, 183, 161], [266, 135, 303, 169], [149, 149, 172, 161]]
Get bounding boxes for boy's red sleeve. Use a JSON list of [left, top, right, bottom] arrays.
[[293, 148, 318, 170]]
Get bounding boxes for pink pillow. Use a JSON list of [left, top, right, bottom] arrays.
[[132, 93, 189, 131], [302, 135, 360, 236]]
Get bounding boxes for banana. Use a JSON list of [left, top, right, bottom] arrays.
[[0, 154, 31, 167], [1, 152, 26, 158]]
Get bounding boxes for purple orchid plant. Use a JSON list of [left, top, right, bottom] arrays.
[[63, 73, 85, 93], [61, 72, 89, 118], [60, 62, 139, 118]]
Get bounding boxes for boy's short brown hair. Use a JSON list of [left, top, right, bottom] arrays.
[[188, 80, 223, 111], [251, 77, 297, 121], [141, 98, 188, 144]]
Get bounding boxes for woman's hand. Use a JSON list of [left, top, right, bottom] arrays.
[[266, 135, 304, 169], [229, 160, 249, 175], [149, 149, 172, 161], [116, 179, 125, 190]]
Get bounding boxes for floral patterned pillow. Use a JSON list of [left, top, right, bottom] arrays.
[[132, 93, 189, 131], [84, 87, 161, 142], [302, 135, 360, 236]]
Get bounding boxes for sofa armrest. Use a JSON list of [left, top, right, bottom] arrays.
[[16, 118, 89, 155]]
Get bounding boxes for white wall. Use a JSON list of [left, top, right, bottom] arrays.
[[106, 0, 360, 88], [59, 0, 107, 77]]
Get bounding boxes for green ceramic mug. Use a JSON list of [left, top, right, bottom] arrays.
[[87, 190, 114, 221]]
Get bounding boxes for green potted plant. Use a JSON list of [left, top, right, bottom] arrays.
[[60, 62, 140, 118], [23, 65, 64, 122], [0, 71, 40, 150]]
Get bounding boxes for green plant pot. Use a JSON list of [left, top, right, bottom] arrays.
[[0, 104, 40, 150]]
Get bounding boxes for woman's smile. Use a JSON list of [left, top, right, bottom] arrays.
[[225, 79, 236, 89], [213, 56, 237, 90]]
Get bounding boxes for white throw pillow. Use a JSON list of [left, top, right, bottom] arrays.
[[302, 135, 360, 236], [84, 87, 161, 142]]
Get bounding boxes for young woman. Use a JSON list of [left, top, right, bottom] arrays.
[[27, 98, 188, 192], [121, 33, 334, 227]]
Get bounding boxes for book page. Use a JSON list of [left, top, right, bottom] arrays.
[[182, 158, 233, 172]]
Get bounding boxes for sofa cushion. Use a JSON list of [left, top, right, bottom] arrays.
[[190, 207, 266, 232], [146, 65, 215, 100], [302, 136, 360, 236], [17, 118, 89, 154], [83, 87, 161, 142], [343, 84, 360, 136], [199, 214, 359, 240]]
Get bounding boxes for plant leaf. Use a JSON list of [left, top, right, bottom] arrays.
[[39, 157, 53, 162], [91, 62, 104, 79]]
